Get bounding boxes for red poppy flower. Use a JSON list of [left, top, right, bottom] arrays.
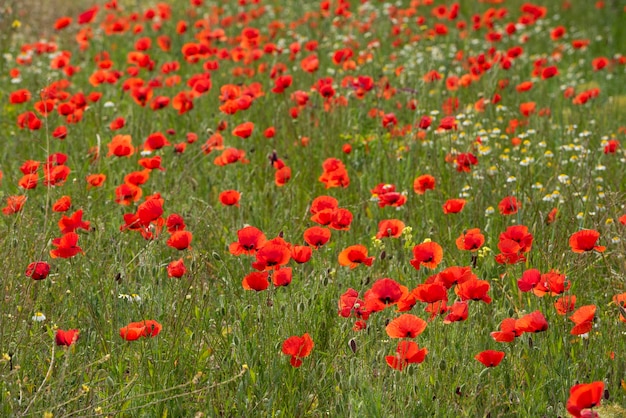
[[566, 381, 603, 418], [569, 229, 605, 253], [264, 127, 276, 138], [171, 92, 194, 114], [25, 261, 50, 280], [550, 26, 566, 40], [515, 310, 548, 333], [242, 271, 270, 291], [310, 196, 338, 214], [142, 132, 170, 151], [381, 113, 398, 129], [490, 318, 523, 343], [20, 160, 40, 174], [554, 295, 577, 315], [9, 88, 31, 104], [78, 5, 98, 24], [541, 66, 558, 79], [282, 333, 314, 367], [386, 314, 427, 338], [500, 225, 534, 252], [55, 329, 79, 346], [125, 170, 150, 186], [365, 182, 391, 199], [332, 48, 353, 65], [252, 240, 291, 270], [303, 226, 331, 248], [119, 325, 145, 341], [443, 199, 466, 214], [52, 196, 71, 212], [330, 208, 353, 230], [167, 230, 193, 250], [364, 278, 406, 312], [438, 116, 457, 130], [120, 320, 162, 341], [569, 37, 590, 49], [338, 288, 369, 320], [413, 175, 436, 194], [436, 266, 476, 289], [455, 279, 491, 304], [107, 134, 135, 157], [376, 219, 405, 239], [300, 54, 319, 73], [232, 121, 254, 139], [219, 190, 241, 207], [275, 166, 291, 187], [319, 158, 349, 188], [545, 207, 558, 225], [213, 148, 249, 166], [115, 183, 143, 206], [138, 156, 165, 171], [614, 293, 626, 323], [498, 196, 521, 215], [533, 270, 569, 297], [167, 258, 187, 278], [412, 283, 448, 304], [391, 287, 417, 312], [140, 320, 162, 337], [419, 299, 446, 321], [229, 226, 267, 256], [18, 173, 38, 189], [592, 57, 609, 71], [109, 116, 125, 131], [455, 228, 484, 252], [418, 115, 432, 130], [201, 133, 224, 154], [17, 111, 42, 130], [166, 214, 186, 233], [86, 174, 106, 189], [519, 102, 536, 117], [52, 125, 68, 140], [443, 301, 469, 324], [42, 164, 70, 187], [377, 192, 407, 208], [120, 213, 141, 232], [517, 268, 541, 292], [516, 81, 534, 92], [136, 198, 164, 227], [291, 245, 312, 264], [604, 139, 620, 154], [338, 245, 374, 269], [138, 216, 165, 241], [3, 195, 27, 215], [385, 341, 428, 371], [495, 225, 534, 264], [272, 75, 292, 93], [569, 305, 596, 336], [410, 241, 443, 270], [272, 267, 292, 287], [475, 350, 505, 367], [58, 209, 91, 234], [454, 153, 478, 172], [50, 232, 83, 259]]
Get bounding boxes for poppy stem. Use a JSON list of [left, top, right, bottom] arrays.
[[23, 339, 56, 416]]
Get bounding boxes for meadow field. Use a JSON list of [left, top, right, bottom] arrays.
[[1, 0, 625, 416]]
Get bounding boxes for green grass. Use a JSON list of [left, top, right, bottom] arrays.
[[1, 0, 626, 416]]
